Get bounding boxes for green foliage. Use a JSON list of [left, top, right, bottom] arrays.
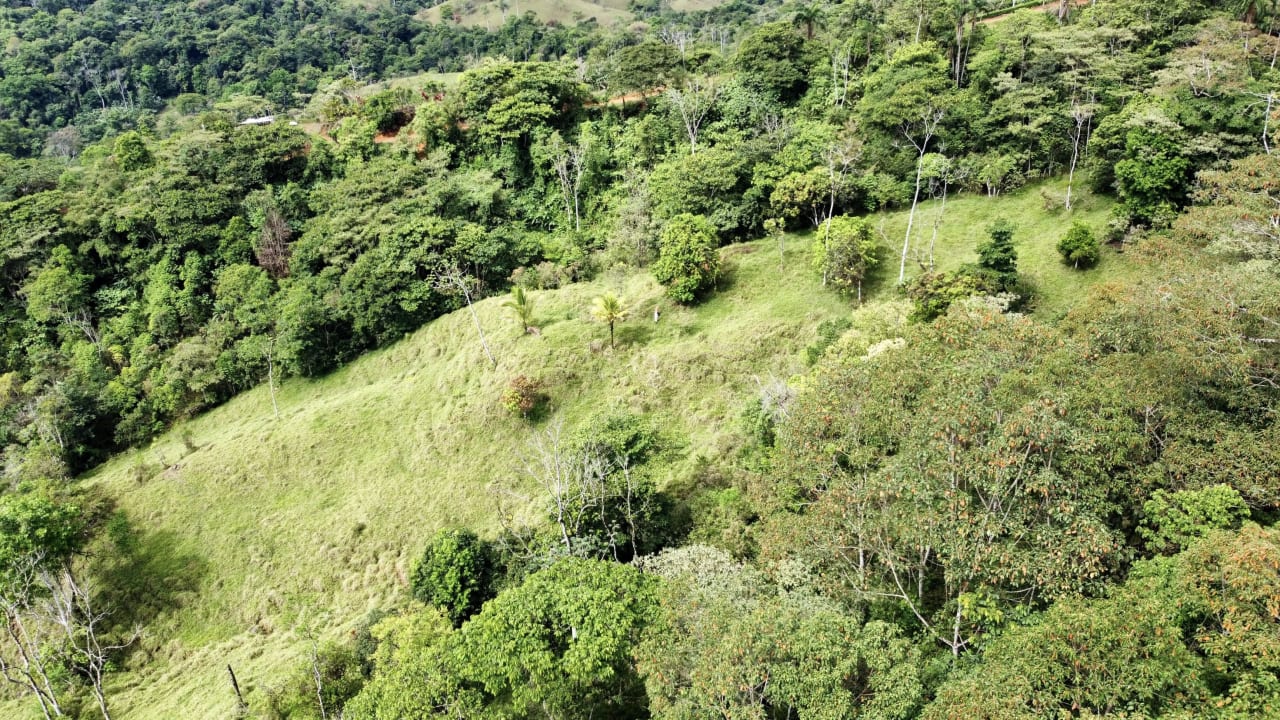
[[610, 41, 684, 96], [1057, 220, 1101, 269], [458, 558, 654, 718], [343, 607, 459, 720], [590, 292, 628, 347], [572, 411, 662, 467], [1140, 485, 1249, 554], [1177, 152, 1280, 261], [457, 59, 587, 147], [927, 524, 1280, 718], [804, 317, 852, 365], [812, 216, 879, 295], [772, 307, 1133, 651], [859, 43, 953, 171], [410, 529, 498, 627], [275, 276, 347, 378], [770, 168, 828, 226], [653, 214, 720, 304], [113, 132, 152, 172], [5, 3, 1280, 716], [21, 246, 91, 326], [501, 286, 536, 333], [740, 398, 777, 447], [353, 559, 655, 719], [552, 411, 678, 560], [648, 146, 756, 240], [638, 546, 924, 720], [0, 485, 89, 576], [905, 270, 991, 322], [1113, 104, 1192, 226], [924, 556, 1203, 719], [734, 22, 816, 103], [975, 218, 1018, 290], [266, 642, 366, 720]]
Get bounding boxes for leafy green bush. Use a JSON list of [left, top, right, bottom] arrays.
[[1139, 485, 1249, 555], [1057, 221, 1100, 269], [565, 412, 678, 559], [265, 642, 365, 720], [410, 529, 497, 627], [975, 218, 1018, 291], [811, 216, 879, 298], [653, 214, 720, 304], [906, 271, 991, 322], [805, 317, 853, 365]]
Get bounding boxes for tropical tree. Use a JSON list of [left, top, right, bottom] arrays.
[[1057, 221, 1100, 269], [771, 307, 1132, 656], [1176, 152, 1280, 261], [811, 215, 879, 301], [610, 41, 684, 98], [637, 546, 924, 720], [411, 529, 497, 627], [923, 557, 1203, 719], [975, 219, 1018, 290], [502, 286, 536, 334], [653, 214, 720, 303], [925, 524, 1280, 718], [664, 78, 718, 156], [859, 43, 953, 284], [591, 293, 628, 348], [735, 22, 816, 102], [791, 4, 825, 40]]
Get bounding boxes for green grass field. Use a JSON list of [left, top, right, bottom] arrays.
[[420, 0, 633, 28], [865, 177, 1131, 318], [354, 71, 464, 97], [0, 178, 1124, 718]]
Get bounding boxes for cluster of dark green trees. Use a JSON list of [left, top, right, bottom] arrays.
[[4, 0, 1274, 481], [0, 0, 1278, 716], [0, 0, 770, 156]]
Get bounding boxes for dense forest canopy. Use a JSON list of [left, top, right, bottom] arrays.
[[0, 0, 1278, 717]]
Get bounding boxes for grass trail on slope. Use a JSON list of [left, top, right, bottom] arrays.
[[77, 237, 850, 718], [3, 179, 1126, 718]]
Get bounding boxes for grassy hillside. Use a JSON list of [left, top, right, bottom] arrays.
[[870, 178, 1129, 317], [3, 178, 1124, 718], [418, 0, 726, 28], [77, 235, 854, 719], [352, 71, 464, 97]]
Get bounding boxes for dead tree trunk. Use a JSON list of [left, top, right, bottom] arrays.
[[899, 108, 944, 285]]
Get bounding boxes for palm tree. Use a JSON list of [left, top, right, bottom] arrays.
[[791, 4, 824, 40], [502, 286, 535, 334], [590, 293, 628, 348]]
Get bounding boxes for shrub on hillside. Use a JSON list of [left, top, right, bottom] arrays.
[[1057, 221, 1100, 269], [653, 214, 719, 304], [501, 375, 545, 418], [411, 529, 498, 626]]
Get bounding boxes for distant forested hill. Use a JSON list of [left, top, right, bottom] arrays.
[[0, 0, 761, 155]]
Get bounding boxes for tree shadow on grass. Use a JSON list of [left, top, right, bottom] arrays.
[[87, 516, 209, 655], [711, 256, 742, 295], [615, 322, 656, 347]]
